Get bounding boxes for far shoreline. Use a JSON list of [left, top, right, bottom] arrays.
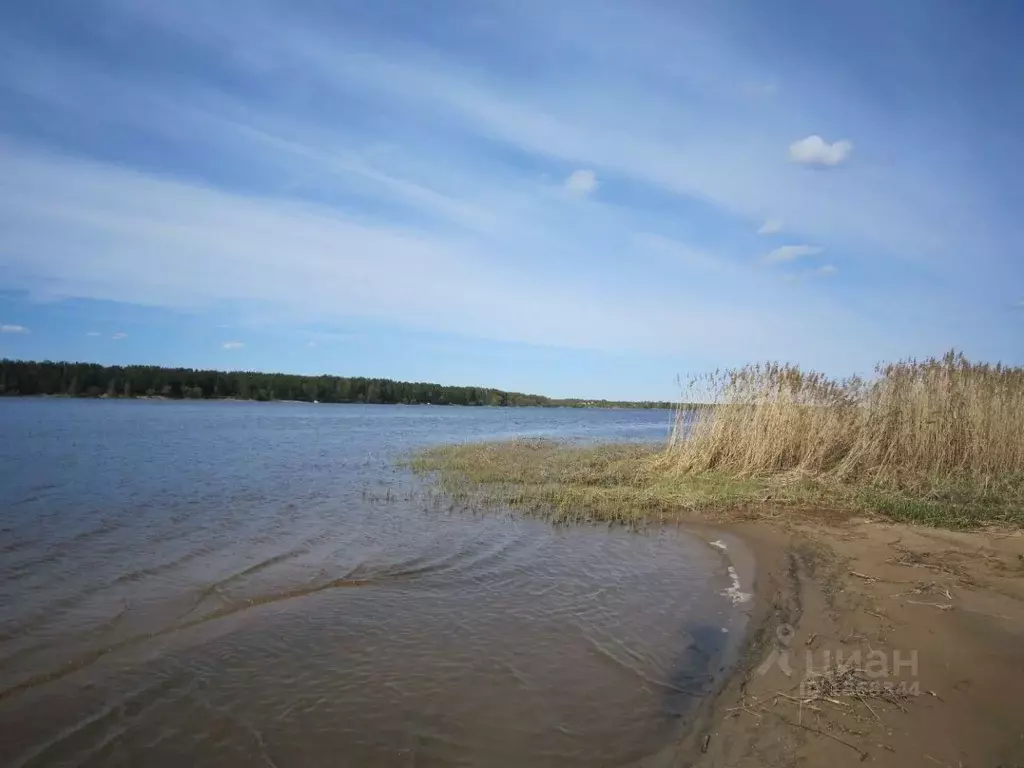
[[3, 393, 676, 410], [0, 358, 676, 409]]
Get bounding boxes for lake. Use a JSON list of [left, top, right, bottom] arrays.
[[0, 399, 749, 767]]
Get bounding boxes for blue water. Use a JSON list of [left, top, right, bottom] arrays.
[[0, 399, 744, 767]]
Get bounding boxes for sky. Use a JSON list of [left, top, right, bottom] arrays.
[[0, 0, 1022, 400]]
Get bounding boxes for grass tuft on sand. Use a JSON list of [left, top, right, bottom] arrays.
[[413, 352, 1024, 530]]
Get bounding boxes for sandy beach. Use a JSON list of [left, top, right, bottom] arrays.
[[674, 512, 1024, 767]]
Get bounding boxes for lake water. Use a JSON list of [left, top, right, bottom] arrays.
[[0, 399, 748, 767]]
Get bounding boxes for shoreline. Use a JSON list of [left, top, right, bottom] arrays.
[[670, 513, 1024, 767], [3, 394, 674, 410], [409, 437, 1024, 763]]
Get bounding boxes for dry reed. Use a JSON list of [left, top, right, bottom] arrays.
[[665, 351, 1024, 496]]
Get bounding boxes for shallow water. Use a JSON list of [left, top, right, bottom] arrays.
[[0, 399, 747, 767]]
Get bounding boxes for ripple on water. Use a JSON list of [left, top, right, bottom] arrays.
[[0, 400, 747, 767]]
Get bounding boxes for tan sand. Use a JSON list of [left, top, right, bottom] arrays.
[[669, 512, 1024, 767]]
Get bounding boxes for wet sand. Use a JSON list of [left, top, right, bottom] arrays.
[[673, 511, 1024, 767]]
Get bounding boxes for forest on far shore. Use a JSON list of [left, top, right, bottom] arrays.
[[0, 359, 672, 409]]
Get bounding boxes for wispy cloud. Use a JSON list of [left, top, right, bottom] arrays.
[[0, 0, 1020, 377], [564, 169, 598, 196], [0, 143, 862, 359], [305, 340, 317, 348], [48, 0, 983, 266], [111, 332, 128, 340], [222, 341, 245, 350], [632, 233, 735, 276], [788, 135, 853, 167], [1, 324, 30, 334], [764, 245, 824, 265], [785, 264, 839, 283]]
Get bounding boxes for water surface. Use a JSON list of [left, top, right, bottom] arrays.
[[0, 400, 746, 767]]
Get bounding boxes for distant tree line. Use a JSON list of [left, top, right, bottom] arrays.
[[0, 359, 672, 409]]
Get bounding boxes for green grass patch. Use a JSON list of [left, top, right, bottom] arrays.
[[412, 439, 1023, 530]]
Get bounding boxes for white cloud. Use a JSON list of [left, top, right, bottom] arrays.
[[111, 332, 128, 340], [0, 324, 29, 334], [45, 0, 999, 274], [4, 2, 995, 273], [764, 245, 823, 264], [0, 0, 1003, 372], [86, 331, 102, 336], [564, 169, 598, 196], [815, 264, 838, 276], [0, 143, 878, 363], [222, 341, 245, 350], [757, 218, 783, 235], [788, 135, 853, 167]]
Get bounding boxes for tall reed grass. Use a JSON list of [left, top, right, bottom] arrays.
[[666, 351, 1024, 495]]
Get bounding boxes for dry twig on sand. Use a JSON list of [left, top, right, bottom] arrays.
[[761, 660, 915, 758]]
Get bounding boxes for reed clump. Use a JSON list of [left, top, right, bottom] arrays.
[[664, 351, 1024, 504], [413, 352, 1023, 529]]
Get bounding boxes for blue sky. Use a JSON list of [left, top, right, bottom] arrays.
[[1, 0, 1021, 400]]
